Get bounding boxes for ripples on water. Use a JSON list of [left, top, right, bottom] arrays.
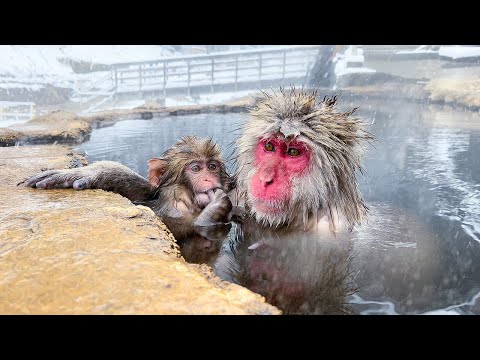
[[409, 129, 480, 242], [76, 102, 480, 315]]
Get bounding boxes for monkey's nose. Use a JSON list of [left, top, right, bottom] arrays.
[[259, 173, 274, 185]]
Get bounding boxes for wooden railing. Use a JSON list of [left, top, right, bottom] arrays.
[[110, 45, 322, 97], [74, 72, 115, 96]]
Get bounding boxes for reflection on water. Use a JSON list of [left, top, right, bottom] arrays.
[[214, 222, 355, 314], [167, 220, 232, 267], [76, 102, 480, 315]]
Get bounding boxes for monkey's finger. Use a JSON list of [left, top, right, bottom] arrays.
[[73, 178, 91, 190], [209, 189, 226, 201], [207, 189, 216, 201], [195, 223, 231, 241], [23, 170, 60, 187]]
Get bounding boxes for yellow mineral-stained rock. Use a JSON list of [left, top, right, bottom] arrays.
[[4, 110, 92, 144], [426, 78, 480, 109]]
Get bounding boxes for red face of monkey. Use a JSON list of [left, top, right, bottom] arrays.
[[250, 136, 310, 217]]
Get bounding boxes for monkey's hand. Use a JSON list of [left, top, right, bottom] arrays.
[[193, 223, 232, 241], [193, 189, 232, 227], [20, 167, 98, 190]]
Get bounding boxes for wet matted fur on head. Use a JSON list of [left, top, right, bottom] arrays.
[[235, 87, 374, 230], [153, 135, 232, 191]]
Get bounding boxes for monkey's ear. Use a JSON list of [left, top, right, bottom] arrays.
[[148, 158, 167, 186]]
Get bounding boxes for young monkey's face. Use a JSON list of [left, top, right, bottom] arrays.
[[185, 160, 223, 208]]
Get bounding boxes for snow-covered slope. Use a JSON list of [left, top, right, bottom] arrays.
[[0, 45, 178, 79], [0, 46, 72, 77]]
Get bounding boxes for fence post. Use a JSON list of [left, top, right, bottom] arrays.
[[138, 65, 143, 93], [187, 60, 191, 97], [114, 67, 118, 90], [113, 68, 118, 101], [210, 58, 214, 93], [163, 62, 167, 98], [235, 55, 238, 91], [258, 53, 263, 88], [282, 51, 286, 85]]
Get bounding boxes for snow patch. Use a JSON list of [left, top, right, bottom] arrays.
[[395, 45, 439, 55], [0, 82, 44, 90], [333, 46, 376, 77], [439, 46, 480, 59], [348, 294, 399, 315], [58, 45, 177, 65], [0, 45, 72, 77], [421, 309, 461, 315]]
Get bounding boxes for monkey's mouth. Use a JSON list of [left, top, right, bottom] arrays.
[[195, 188, 220, 208]]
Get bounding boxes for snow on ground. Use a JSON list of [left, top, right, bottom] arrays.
[[341, 45, 365, 63], [421, 309, 461, 315], [0, 46, 72, 77], [58, 45, 177, 65], [439, 46, 480, 59], [0, 46, 177, 78], [0, 83, 44, 90], [333, 46, 376, 77], [395, 45, 439, 55], [334, 61, 376, 77]]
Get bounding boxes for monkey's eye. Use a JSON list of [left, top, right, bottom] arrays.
[[208, 162, 218, 171], [190, 164, 202, 173], [265, 142, 275, 152], [287, 148, 301, 157]]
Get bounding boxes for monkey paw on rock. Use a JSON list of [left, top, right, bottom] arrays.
[[20, 168, 95, 190]]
